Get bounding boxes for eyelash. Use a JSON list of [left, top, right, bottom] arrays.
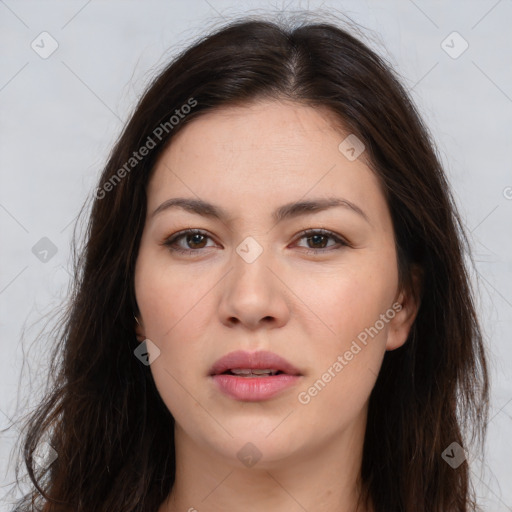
[[161, 228, 349, 256]]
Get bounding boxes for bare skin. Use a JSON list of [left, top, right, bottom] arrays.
[[133, 99, 420, 512]]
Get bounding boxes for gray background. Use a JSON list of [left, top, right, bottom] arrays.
[[1, 0, 511, 510]]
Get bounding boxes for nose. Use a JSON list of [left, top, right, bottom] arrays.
[[218, 244, 291, 330]]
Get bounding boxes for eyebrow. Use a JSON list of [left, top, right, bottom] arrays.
[[151, 196, 369, 224]]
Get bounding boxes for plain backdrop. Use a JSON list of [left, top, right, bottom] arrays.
[[1, 1, 511, 510]]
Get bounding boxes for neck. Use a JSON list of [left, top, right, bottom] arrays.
[[159, 411, 373, 512]]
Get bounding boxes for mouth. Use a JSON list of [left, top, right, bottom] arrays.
[[209, 349, 302, 377], [219, 368, 286, 377], [209, 350, 302, 401]]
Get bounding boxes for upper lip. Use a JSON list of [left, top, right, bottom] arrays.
[[209, 350, 302, 376]]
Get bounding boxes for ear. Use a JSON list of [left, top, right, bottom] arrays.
[[385, 264, 423, 351], [134, 315, 146, 342]]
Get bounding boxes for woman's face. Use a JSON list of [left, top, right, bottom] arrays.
[[134, 99, 415, 467]]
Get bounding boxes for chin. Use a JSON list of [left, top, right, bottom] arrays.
[[200, 424, 304, 467]]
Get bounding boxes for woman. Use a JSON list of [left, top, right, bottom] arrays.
[[10, 12, 489, 512]]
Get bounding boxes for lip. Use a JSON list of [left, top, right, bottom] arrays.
[[209, 350, 302, 402]]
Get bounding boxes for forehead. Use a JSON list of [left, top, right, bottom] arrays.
[[164, 99, 351, 157], [146, 100, 389, 228]]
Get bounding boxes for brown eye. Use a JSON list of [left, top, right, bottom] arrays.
[[306, 234, 329, 249], [162, 229, 216, 255], [295, 229, 349, 254], [162, 228, 349, 257], [184, 233, 208, 249]]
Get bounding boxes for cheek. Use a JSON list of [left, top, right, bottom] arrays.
[[296, 291, 390, 430], [134, 247, 218, 416], [134, 244, 217, 343], [295, 251, 397, 412], [303, 250, 398, 351]]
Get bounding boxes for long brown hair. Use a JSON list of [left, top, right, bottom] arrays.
[[8, 12, 489, 512]]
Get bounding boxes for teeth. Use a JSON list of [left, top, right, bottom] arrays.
[[230, 368, 279, 376], [230, 369, 252, 375], [251, 369, 279, 375]]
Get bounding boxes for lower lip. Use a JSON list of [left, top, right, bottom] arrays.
[[211, 374, 301, 401]]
